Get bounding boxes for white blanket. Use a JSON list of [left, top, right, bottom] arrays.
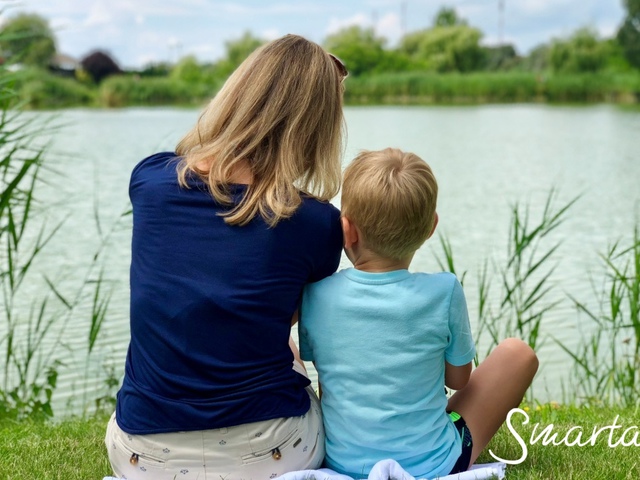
[[103, 460, 506, 480], [273, 460, 506, 480]]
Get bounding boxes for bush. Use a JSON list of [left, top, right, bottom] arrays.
[[98, 75, 216, 107], [345, 72, 541, 104], [10, 68, 94, 108], [344, 71, 640, 105]]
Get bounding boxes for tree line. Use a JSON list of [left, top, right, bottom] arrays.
[[0, 3, 639, 107]]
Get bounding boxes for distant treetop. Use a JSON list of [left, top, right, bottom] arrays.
[[80, 50, 122, 83], [0, 13, 56, 66]]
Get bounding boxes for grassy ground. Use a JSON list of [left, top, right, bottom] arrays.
[[0, 405, 638, 479], [0, 414, 113, 480], [476, 404, 640, 480]]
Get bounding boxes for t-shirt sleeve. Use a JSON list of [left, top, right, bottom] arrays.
[[445, 278, 476, 366], [308, 204, 343, 283]]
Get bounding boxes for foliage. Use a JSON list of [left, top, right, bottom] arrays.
[[137, 61, 172, 78], [14, 67, 94, 108], [542, 73, 640, 103], [99, 75, 213, 107], [345, 71, 541, 104], [601, 39, 635, 72], [617, 0, 640, 69], [0, 26, 115, 419], [324, 26, 404, 77], [225, 31, 264, 67], [488, 192, 578, 352], [0, 12, 56, 66], [436, 191, 577, 362], [558, 229, 640, 407], [433, 6, 466, 27], [0, 60, 61, 419], [344, 70, 640, 105], [399, 24, 485, 72], [482, 44, 519, 71], [170, 55, 205, 84], [520, 44, 551, 72], [549, 28, 608, 73], [80, 50, 122, 84], [215, 31, 265, 79], [0, 6, 636, 109]]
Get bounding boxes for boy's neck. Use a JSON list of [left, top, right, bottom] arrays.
[[351, 250, 413, 273]]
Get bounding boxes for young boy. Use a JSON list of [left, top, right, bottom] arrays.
[[299, 148, 538, 479]]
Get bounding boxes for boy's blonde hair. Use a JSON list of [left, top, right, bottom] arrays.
[[341, 148, 438, 261], [176, 34, 345, 227]]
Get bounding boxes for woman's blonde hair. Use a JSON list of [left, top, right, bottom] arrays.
[[341, 148, 438, 261], [176, 34, 345, 227]]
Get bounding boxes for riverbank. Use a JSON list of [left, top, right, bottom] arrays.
[[344, 71, 640, 105], [1, 404, 637, 479], [11, 68, 640, 109]]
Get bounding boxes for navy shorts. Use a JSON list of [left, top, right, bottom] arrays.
[[447, 411, 473, 475]]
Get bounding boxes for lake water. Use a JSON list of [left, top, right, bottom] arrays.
[[6, 104, 640, 415]]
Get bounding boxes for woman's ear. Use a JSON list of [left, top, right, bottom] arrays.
[[341, 215, 359, 250]]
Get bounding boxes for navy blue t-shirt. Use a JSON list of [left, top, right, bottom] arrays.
[[116, 152, 342, 434]]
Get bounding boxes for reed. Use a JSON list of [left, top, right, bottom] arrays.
[[434, 190, 578, 401], [98, 75, 215, 107], [557, 227, 640, 407], [435, 190, 577, 363], [344, 71, 640, 105], [0, 64, 61, 419], [0, 52, 117, 420]]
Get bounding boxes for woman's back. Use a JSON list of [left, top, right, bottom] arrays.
[[117, 152, 342, 434]]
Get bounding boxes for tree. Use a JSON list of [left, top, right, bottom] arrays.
[[170, 55, 204, 84], [617, 0, 640, 68], [80, 50, 122, 83], [549, 28, 607, 73], [520, 44, 551, 72], [225, 31, 264, 67], [323, 25, 414, 76], [482, 44, 518, 71], [0, 13, 56, 66], [138, 62, 172, 78], [433, 7, 466, 27], [215, 31, 265, 78], [399, 25, 485, 73]]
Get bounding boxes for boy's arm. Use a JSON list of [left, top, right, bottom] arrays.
[[445, 361, 472, 391], [445, 277, 475, 391]]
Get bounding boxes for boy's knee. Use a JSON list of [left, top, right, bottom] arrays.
[[499, 338, 539, 371]]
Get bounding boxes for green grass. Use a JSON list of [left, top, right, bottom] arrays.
[[477, 404, 640, 479], [0, 414, 112, 479], [1, 406, 638, 479]]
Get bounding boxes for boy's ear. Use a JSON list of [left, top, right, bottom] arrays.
[[341, 215, 359, 250], [428, 213, 439, 239]]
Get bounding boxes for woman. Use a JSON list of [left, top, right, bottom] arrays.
[[106, 34, 347, 480]]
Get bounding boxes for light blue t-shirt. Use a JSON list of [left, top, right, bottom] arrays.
[[300, 268, 475, 479]]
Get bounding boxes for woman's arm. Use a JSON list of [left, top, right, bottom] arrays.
[[445, 361, 472, 391]]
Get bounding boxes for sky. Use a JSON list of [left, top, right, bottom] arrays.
[[2, 0, 628, 69]]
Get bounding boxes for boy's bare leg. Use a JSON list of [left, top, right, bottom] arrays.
[[446, 338, 539, 466]]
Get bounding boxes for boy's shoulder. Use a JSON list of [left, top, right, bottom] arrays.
[[307, 268, 460, 289], [411, 270, 459, 284], [306, 267, 350, 289]]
